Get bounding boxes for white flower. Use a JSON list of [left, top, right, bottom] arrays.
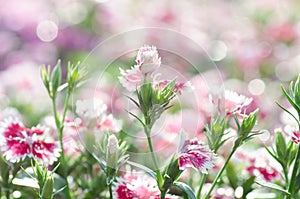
[[75, 98, 107, 119]]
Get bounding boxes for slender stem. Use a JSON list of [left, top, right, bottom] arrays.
[[109, 184, 113, 199], [197, 173, 207, 199], [283, 166, 289, 188], [5, 190, 9, 199], [51, 94, 72, 199], [287, 144, 300, 198], [160, 191, 166, 199], [61, 90, 71, 127], [145, 128, 159, 170], [144, 125, 164, 198], [204, 146, 237, 199]]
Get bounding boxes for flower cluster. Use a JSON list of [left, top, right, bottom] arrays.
[[0, 117, 60, 165]]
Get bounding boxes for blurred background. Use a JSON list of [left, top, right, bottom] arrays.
[[1, 0, 300, 198], [1, 0, 300, 129]]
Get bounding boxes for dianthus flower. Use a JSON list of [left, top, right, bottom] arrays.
[[178, 138, 214, 174], [0, 117, 60, 165], [113, 173, 178, 199]]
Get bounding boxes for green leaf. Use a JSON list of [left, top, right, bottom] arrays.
[[242, 176, 255, 197], [226, 161, 238, 189], [41, 176, 54, 199], [264, 145, 282, 165], [281, 85, 300, 113], [255, 181, 290, 195], [276, 101, 300, 127], [294, 75, 300, 105], [275, 132, 287, 160], [91, 153, 107, 175], [173, 182, 196, 199], [53, 186, 66, 196], [125, 110, 145, 127], [127, 160, 156, 180], [126, 95, 140, 109]]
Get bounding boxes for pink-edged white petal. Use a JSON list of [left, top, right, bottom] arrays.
[[224, 90, 253, 116], [178, 138, 215, 174], [113, 173, 178, 199], [76, 98, 108, 120], [136, 45, 161, 76], [118, 65, 143, 92]]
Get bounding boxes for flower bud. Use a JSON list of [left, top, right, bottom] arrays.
[[107, 134, 119, 169], [50, 60, 62, 97], [42, 175, 54, 199]]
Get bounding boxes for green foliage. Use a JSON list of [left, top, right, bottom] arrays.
[[205, 117, 230, 152]]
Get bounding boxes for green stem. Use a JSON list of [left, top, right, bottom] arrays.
[[197, 173, 207, 199], [109, 184, 113, 199], [51, 92, 72, 199], [287, 144, 300, 198], [160, 191, 166, 199], [144, 125, 164, 198], [204, 145, 238, 199], [283, 166, 289, 188], [5, 190, 9, 199], [145, 129, 159, 170]]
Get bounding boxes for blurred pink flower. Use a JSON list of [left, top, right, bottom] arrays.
[[157, 80, 193, 95], [75, 98, 121, 133], [247, 165, 278, 182], [267, 22, 298, 43], [236, 149, 280, 182], [0, 117, 60, 165], [119, 65, 143, 92], [113, 173, 177, 199], [136, 45, 161, 76], [291, 130, 300, 144], [98, 114, 121, 132], [178, 138, 214, 174], [212, 90, 253, 116]]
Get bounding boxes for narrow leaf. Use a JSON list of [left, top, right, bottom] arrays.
[[255, 181, 290, 195], [173, 182, 196, 199], [127, 160, 156, 180]]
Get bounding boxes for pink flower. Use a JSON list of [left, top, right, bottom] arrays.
[[98, 114, 121, 132], [236, 149, 280, 182], [267, 22, 298, 43], [212, 90, 252, 116], [119, 45, 161, 91], [157, 80, 194, 95], [75, 98, 121, 133], [247, 165, 278, 182], [0, 117, 61, 165], [113, 173, 177, 199], [246, 157, 279, 182], [119, 65, 143, 92], [178, 138, 214, 174], [136, 45, 161, 76], [291, 130, 300, 144]]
